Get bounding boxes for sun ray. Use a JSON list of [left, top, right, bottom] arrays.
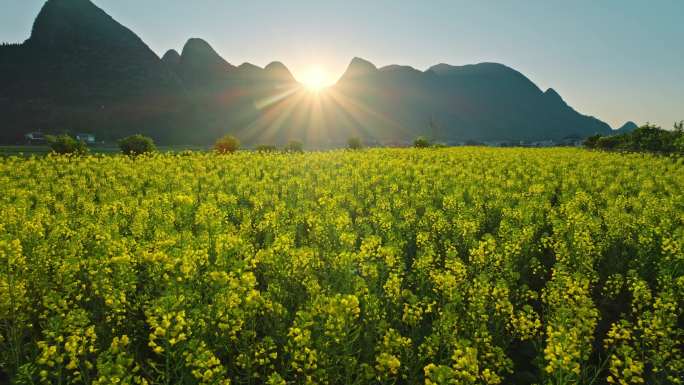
[[298, 66, 335, 92]]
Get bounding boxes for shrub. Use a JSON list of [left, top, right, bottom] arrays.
[[119, 135, 156, 155], [583, 134, 601, 149], [584, 123, 683, 155], [628, 124, 676, 153], [675, 136, 684, 154], [595, 135, 625, 150], [347, 137, 363, 150], [413, 136, 431, 148], [46, 134, 89, 155], [674, 121, 684, 153], [214, 135, 240, 154], [255, 144, 277, 153], [284, 140, 303, 153]]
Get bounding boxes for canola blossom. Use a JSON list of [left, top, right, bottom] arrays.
[[0, 148, 682, 385]]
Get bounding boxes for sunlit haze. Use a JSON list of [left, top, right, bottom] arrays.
[[299, 66, 335, 91]]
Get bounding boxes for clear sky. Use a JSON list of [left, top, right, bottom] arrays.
[[2, 0, 683, 129]]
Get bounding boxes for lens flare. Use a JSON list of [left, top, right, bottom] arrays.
[[299, 67, 333, 92]]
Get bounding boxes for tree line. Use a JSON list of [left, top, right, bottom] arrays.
[[584, 122, 684, 154]]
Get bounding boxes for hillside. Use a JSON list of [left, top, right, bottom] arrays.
[[331, 61, 611, 142], [612, 121, 639, 135], [0, 0, 612, 145]]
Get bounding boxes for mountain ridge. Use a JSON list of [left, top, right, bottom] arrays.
[[0, 0, 612, 145], [613, 121, 639, 134]]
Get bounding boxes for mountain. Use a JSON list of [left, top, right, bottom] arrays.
[[340, 57, 378, 80], [0, 0, 190, 143], [0, 0, 612, 146], [264, 62, 296, 82], [161, 49, 181, 70], [613, 121, 638, 135], [328, 61, 611, 142], [177, 38, 235, 87]]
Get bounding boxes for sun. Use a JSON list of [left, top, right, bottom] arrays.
[[299, 67, 333, 92]]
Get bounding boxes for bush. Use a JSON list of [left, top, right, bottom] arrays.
[[255, 144, 277, 153], [583, 134, 601, 148], [413, 136, 431, 148], [214, 135, 240, 154], [595, 135, 625, 150], [347, 137, 363, 150], [46, 134, 89, 155], [119, 135, 156, 155], [674, 121, 684, 153], [675, 136, 684, 154], [628, 125, 676, 153], [584, 123, 683, 155], [284, 140, 303, 153]]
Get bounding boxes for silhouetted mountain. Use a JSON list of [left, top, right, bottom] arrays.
[[0, 0, 189, 143], [330, 60, 611, 142], [340, 57, 378, 80], [0, 0, 612, 145], [177, 38, 235, 88], [613, 121, 638, 134], [160, 38, 302, 144], [264, 62, 296, 82], [162, 49, 181, 68]]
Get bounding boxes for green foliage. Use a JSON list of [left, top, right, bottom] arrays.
[[284, 140, 304, 153], [255, 144, 277, 153], [584, 123, 683, 154], [119, 135, 156, 155], [413, 136, 431, 148], [214, 135, 240, 154], [583, 134, 601, 148], [673, 121, 684, 154], [629, 124, 674, 152], [347, 137, 363, 150], [46, 134, 89, 155], [595, 135, 624, 150]]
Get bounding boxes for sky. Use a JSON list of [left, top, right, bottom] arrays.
[[1, 0, 683, 129]]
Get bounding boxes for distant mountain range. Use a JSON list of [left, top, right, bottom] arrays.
[[0, 0, 622, 145]]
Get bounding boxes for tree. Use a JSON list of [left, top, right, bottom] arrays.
[[413, 136, 431, 148], [347, 137, 363, 150], [284, 140, 303, 153], [583, 123, 683, 154], [119, 135, 156, 155], [255, 144, 277, 153], [214, 135, 240, 154], [672, 121, 684, 154], [675, 120, 683, 133], [583, 134, 601, 149], [629, 124, 672, 153], [46, 134, 89, 155], [595, 135, 624, 150]]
